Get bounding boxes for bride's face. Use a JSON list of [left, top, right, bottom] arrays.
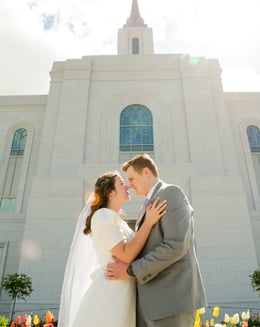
[[113, 175, 130, 204]]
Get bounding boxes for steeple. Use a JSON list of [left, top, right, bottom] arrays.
[[124, 0, 147, 27], [117, 0, 154, 55]]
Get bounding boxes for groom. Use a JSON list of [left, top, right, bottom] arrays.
[[107, 154, 207, 327]]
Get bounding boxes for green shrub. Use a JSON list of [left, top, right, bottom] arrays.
[[249, 270, 260, 295], [1, 273, 33, 321]]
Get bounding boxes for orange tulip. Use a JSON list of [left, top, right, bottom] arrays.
[[15, 316, 21, 324], [45, 311, 53, 323]]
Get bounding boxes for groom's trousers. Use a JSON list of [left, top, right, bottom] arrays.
[[136, 297, 196, 327]]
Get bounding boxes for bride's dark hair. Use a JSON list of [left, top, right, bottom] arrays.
[[84, 171, 119, 235]]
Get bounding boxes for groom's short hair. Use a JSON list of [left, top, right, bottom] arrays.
[[122, 153, 159, 177]]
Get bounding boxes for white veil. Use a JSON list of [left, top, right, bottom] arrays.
[[58, 193, 99, 327]]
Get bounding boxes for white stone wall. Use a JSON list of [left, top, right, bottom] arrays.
[[0, 96, 46, 315], [226, 92, 260, 266]]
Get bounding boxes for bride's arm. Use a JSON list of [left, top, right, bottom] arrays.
[[111, 198, 167, 264]]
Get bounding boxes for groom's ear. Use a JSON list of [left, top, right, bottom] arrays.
[[143, 167, 150, 177]]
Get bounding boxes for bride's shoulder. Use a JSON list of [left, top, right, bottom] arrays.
[[92, 208, 119, 225]]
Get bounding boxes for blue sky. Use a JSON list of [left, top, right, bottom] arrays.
[[0, 0, 259, 95]]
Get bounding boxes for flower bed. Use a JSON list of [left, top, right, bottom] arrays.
[[194, 307, 260, 327], [1, 307, 260, 327], [0, 311, 57, 327]]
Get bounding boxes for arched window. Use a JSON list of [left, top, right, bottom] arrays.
[[0, 128, 28, 213], [247, 125, 260, 153], [120, 104, 154, 152], [247, 124, 260, 200], [132, 37, 139, 54]]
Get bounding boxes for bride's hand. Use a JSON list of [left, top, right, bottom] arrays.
[[145, 197, 167, 226]]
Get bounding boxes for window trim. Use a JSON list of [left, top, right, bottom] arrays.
[[240, 121, 260, 210], [0, 241, 8, 289]]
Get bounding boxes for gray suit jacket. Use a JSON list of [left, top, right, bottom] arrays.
[[132, 180, 207, 320]]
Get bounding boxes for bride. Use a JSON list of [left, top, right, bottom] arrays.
[[58, 171, 167, 327]]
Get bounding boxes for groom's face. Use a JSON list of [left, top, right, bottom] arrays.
[[125, 166, 147, 196]]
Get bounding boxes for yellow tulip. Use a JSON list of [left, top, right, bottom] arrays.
[[197, 307, 206, 315], [210, 318, 215, 326], [33, 315, 40, 325], [205, 320, 209, 327], [213, 306, 220, 318]]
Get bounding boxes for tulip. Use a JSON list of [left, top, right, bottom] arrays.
[[241, 310, 250, 320], [224, 314, 230, 323], [26, 314, 31, 326], [230, 313, 240, 324], [10, 322, 15, 327], [241, 322, 248, 327], [213, 306, 220, 318], [197, 307, 205, 315], [15, 316, 21, 324], [205, 320, 209, 327], [45, 311, 53, 323], [33, 315, 40, 326], [22, 314, 28, 323], [193, 312, 201, 327], [210, 318, 215, 326]]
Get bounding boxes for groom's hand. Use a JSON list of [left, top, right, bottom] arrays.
[[106, 257, 131, 280]]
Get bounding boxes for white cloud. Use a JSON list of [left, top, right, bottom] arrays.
[[222, 66, 260, 92], [0, 0, 259, 94]]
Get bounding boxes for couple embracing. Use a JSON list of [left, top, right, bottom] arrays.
[[58, 154, 207, 327]]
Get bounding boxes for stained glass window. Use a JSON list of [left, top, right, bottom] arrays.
[[247, 125, 260, 153], [120, 104, 154, 152], [10, 128, 28, 156], [0, 128, 28, 213], [132, 38, 139, 54]]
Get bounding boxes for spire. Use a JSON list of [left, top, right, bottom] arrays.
[[124, 0, 147, 27]]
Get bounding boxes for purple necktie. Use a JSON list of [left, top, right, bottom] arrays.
[[135, 197, 149, 231]]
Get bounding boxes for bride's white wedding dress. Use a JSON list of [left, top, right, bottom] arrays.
[[71, 208, 136, 327]]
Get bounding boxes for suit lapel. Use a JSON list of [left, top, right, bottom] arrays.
[[148, 180, 163, 205]]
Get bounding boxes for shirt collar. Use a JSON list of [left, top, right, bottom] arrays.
[[146, 180, 160, 200]]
